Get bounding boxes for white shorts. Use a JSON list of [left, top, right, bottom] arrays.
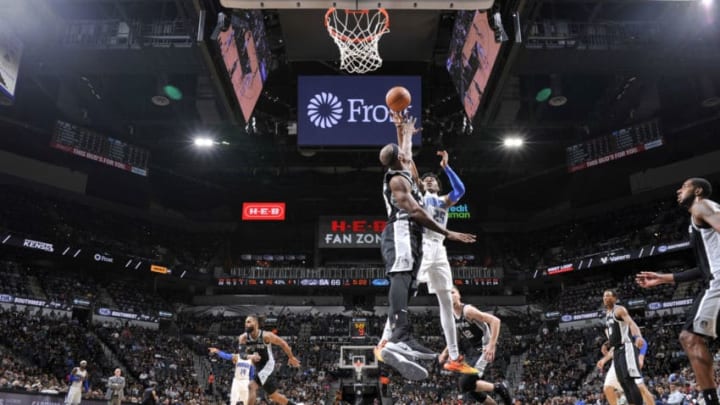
[[417, 240, 451, 294], [604, 363, 644, 391], [65, 386, 82, 405], [230, 379, 250, 405]]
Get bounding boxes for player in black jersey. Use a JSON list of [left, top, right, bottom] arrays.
[[602, 290, 645, 405], [438, 287, 511, 405], [636, 177, 720, 405], [376, 111, 476, 381], [238, 315, 300, 405]]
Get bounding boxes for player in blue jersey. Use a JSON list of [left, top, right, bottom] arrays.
[[210, 347, 257, 405], [65, 360, 90, 405]]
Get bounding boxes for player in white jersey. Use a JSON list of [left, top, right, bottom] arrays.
[[416, 150, 477, 375], [65, 360, 89, 405], [209, 347, 257, 405], [637, 178, 720, 405]]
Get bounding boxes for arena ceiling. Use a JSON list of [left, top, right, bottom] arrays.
[[1, 0, 720, 213]]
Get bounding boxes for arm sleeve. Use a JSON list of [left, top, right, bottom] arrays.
[[70, 374, 80, 382], [217, 351, 233, 361], [83, 379, 90, 391], [673, 267, 703, 283], [444, 165, 465, 203]]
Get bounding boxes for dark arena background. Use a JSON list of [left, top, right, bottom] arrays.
[[1, 0, 720, 404]]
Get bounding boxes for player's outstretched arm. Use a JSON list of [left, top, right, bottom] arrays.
[[637, 268, 702, 287], [263, 331, 301, 367], [437, 150, 465, 207], [464, 305, 500, 362]]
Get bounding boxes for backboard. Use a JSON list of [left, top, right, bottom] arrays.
[[220, 1, 494, 10], [339, 346, 378, 369]]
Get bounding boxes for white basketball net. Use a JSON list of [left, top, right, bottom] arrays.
[[353, 360, 364, 379], [325, 8, 390, 74]]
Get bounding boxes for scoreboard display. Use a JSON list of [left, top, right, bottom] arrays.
[[566, 120, 663, 172], [350, 317, 368, 339], [50, 120, 150, 176]]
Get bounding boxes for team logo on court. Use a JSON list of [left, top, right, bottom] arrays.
[[307, 92, 343, 128]]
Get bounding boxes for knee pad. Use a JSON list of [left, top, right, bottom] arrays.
[[459, 374, 479, 392]]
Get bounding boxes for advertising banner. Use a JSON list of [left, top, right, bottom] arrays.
[[543, 241, 691, 276], [0, 391, 112, 405], [298, 76, 422, 147], [317, 216, 387, 248]]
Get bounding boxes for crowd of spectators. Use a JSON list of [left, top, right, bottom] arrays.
[[0, 260, 174, 315], [94, 323, 205, 403], [483, 198, 688, 273], [38, 269, 99, 306], [0, 296, 717, 405], [0, 307, 113, 392], [0, 183, 696, 280], [0, 261, 33, 298], [0, 184, 223, 275], [103, 280, 173, 315], [0, 182, 712, 405]]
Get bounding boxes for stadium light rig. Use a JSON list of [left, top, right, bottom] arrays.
[[193, 137, 215, 147], [503, 137, 524, 148]]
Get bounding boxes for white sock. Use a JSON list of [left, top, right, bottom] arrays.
[[437, 289, 459, 360]]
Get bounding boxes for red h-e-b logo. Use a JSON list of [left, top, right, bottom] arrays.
[[242, 202, 286, 221]]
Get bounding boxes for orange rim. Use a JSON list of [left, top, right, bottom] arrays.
[[324, 7, 390, 44]]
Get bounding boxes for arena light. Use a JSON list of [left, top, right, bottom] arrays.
[[193, 137, 215, 147], [701, 0, 712, 7], [503, 137, 524, 148]]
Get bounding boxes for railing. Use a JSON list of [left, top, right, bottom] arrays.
[[228, 266, 502, 279], [525, 21, 666, 50], [62, 19, 193, 49]]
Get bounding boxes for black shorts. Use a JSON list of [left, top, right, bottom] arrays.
[[254, 374, 278, 396], [612, 343, 641, 380], [381, 219, 422, 275]]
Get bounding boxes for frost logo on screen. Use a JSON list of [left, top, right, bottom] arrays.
[[307, 92, 343, 128]]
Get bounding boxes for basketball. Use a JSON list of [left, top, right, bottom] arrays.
[[385, 86, 412, 112]]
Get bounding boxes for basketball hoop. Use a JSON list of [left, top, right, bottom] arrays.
[[324, 8, 390, 74]]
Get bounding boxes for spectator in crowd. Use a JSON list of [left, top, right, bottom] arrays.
[[142, 382, 159, 405], [105, 368, 125, 405]]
